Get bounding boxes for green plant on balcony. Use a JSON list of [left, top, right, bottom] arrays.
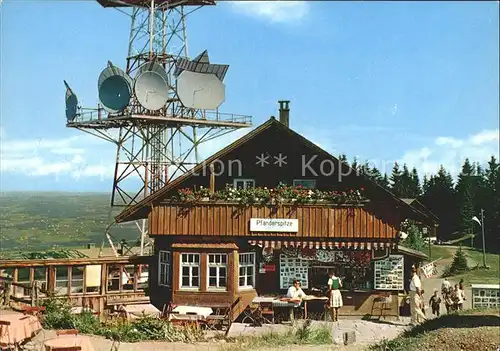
[[174, 183, 365, 207]]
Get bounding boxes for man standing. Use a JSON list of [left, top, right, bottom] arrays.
[[409, 267, 426, 326]]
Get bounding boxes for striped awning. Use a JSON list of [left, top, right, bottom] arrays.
[[247, 240, 395, 250]]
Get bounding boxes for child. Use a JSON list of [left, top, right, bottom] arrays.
[[420, 289, 426, 316], [429, 289, 442, 317]]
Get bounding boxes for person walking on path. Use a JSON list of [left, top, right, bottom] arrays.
[[454, 284, 466, 310], [441, 278, 451, 294], [409, 267, 427, 325], [429, 289, 442, 317]]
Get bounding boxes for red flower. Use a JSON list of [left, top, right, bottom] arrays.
[[360, 187, 365, 191]]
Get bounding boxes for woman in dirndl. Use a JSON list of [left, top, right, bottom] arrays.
[[327, 269, 343, 322]]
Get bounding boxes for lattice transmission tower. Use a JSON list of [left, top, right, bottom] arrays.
[[64, 0, 252, 256]]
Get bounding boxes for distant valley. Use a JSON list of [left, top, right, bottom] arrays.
[[0, 192, 141, 252]]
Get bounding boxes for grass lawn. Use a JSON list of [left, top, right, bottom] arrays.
[[428, 245, 500, 285], [369, 308, 500, 351]]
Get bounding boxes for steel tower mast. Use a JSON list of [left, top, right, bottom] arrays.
[[65, 0, 252, 256]]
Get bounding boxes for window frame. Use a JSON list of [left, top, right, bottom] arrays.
[[293, 179, 317, 189], [179, 253, 200, 290], [158, 251, 171, 287], [233, 178, 255, 189], [238, 252, 256, 290], [207, 253, 228, 291]]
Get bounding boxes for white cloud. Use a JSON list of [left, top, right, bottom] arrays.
[[401, 128, 500, 178], [229, 1, 309, 23], [0, 125, 253, 185], [0, 132, 113, 179]]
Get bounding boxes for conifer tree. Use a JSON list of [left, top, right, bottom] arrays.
[[410, 167, 422, 197], [390, 162, 403, 197], [456, 159, 477, 236], [421, 166, 456, 242]]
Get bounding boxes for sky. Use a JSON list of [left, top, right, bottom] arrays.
[[0, 0, 499, 193]]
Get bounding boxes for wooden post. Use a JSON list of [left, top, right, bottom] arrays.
[[209, 163, 215, 194], [30, 281, 35, 307], [5, 282, 11, 306]]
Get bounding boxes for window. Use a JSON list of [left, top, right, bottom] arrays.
[[239, 252, 255, 289], [16, 268, 31, 297], [107, 265, 121, 292], [71, 266, 84, 294], [33, 267, 47, 297], [180, 253, 200, 289], [293, 179, 316, 189], [136, 264, 149, 290], [55, 266, 69, 295], [122, 265, 135, 291], [158, 251, 171, 287], [233, 179, 255, 189], [207, 254, 227, 290]]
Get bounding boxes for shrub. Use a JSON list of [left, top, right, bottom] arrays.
[[449, 247, 469, 274], [38, 296, 205, 343], [39, 297, 74, 330]]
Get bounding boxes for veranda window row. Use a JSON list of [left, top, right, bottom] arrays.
[[158, 251, 256, 291], [0, 264, 149, 297]]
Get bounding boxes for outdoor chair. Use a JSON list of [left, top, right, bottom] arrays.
[[205, 297, 241, 335], [0, 320, 11, 348], [259, 301, 275, 324]]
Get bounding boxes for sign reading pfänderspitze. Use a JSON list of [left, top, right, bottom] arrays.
[[250, 218, 299, 232]]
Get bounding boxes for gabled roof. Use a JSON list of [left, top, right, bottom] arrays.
[[115, 118, 438, 224], [397, 245, 429, 261], [401, 198, 439, 223]]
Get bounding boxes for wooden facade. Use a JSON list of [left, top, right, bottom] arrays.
[[148, 202, 399, 240], [0, 256, 150, 314]]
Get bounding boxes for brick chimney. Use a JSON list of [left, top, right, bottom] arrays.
[[278, 100, 290, 127]]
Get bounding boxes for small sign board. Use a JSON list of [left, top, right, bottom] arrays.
[[250, 218, 298, 232], [264, 265, 276, 272], [421, 262, 437, 278]]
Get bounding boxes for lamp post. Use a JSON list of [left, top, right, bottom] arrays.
[[472, 209, 487, 268]]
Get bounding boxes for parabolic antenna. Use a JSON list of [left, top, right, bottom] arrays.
[[177, 71, 225, 110], [134, 61, 169, 111], [98, 61, 133, 113], [64, 80, 79, 122]]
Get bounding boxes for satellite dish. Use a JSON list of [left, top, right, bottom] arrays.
[[64, 80, 78, 122], [134, 61, 169, 111], [98, 62, 133, 113], [176, 71, 225, 110]]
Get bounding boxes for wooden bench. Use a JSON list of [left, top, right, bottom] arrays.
[[56, 329, 79, 336], [50, 347, 82, 351], [106, 297, 150, 307], [21, 306, 46, 316]]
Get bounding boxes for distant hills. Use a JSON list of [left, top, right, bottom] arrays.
[[0, 192, 141, 251]]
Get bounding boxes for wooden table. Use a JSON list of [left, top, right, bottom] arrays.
[[44, 335, 94, 351], [0, 311, 41, 348]]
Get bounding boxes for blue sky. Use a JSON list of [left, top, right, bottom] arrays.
[[0, 1, 498, 192]]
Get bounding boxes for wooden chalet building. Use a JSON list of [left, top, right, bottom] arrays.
[[115, 102, 437, 320]]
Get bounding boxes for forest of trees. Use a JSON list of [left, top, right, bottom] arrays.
[[339, 154, 500, 254]]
